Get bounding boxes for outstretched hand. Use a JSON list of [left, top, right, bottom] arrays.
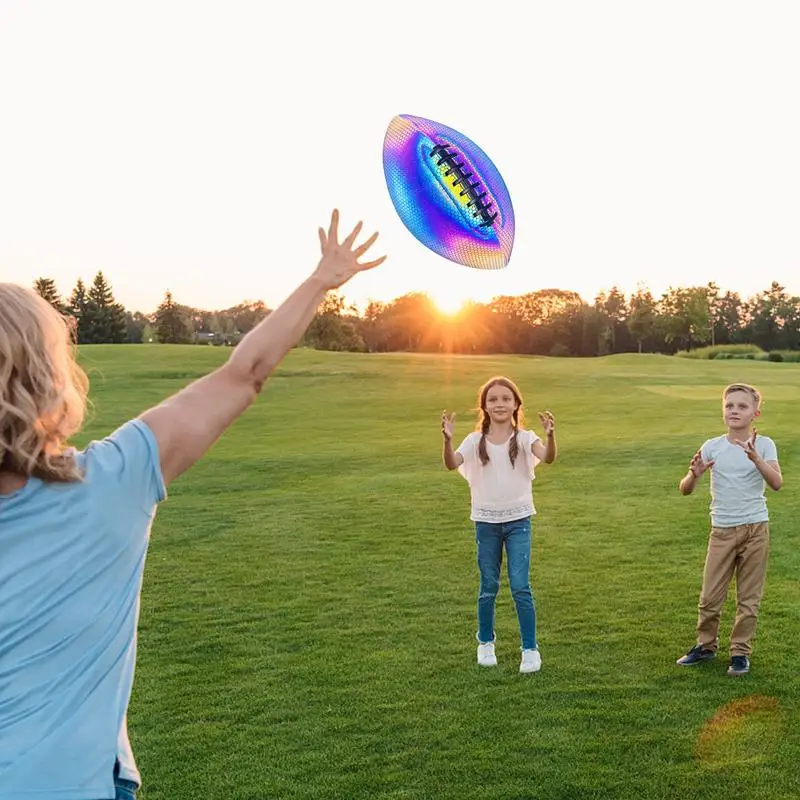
[[441, 411, 456, 441], [689, 449, 714, 477], [735, 430, 759, 461], [313, 209, 386, 290], [538, 410, 555, 436]]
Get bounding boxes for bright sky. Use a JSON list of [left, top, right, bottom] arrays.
[[1, 1, 799, 316]]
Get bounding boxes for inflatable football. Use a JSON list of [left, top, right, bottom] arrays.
[[383, 114, 515, 270]]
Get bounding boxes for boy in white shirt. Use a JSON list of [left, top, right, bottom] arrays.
[[676, 383, 782, 676]]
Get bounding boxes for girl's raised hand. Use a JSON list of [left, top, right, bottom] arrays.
[[538, 410, 555, 436], [441, 411, 456, 441]]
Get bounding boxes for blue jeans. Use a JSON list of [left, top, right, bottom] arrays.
[[93, 778, 137, 800], [475, 517, 537, 650], [94, 762, 138, 800], [114, 778, 138, 800]]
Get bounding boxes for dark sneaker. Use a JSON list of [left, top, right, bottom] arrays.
[[727, 656, 750, 676], [676, 644, 716, 666]]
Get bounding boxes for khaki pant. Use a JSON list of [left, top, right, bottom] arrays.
[[696, 522, 769, 657]]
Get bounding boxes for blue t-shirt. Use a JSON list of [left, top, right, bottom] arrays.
[[0, 419, 166, 800]]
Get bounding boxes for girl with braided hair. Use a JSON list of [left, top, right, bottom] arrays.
[[441, 376, 557, 673]]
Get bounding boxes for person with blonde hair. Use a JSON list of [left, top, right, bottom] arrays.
[[675, 382, 782, 676], [0, 210, 385, 800]]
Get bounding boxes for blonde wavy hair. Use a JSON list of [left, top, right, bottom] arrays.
[[0, 283, 89, 482]]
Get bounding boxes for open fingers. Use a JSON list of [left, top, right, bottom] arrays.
[[734, 440, 754, 456], [343, 220, 363, 248], [327, 209, 340, 244], [538, 410, 555, 426], [354, 230, 380, 257], [318, 227, 327, 251], [359, 255, 387, 271]]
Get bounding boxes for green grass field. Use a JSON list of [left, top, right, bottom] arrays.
[[74, 346, 800, 800]]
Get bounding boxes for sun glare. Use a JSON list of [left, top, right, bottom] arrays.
[[429, 291, 468, 316]]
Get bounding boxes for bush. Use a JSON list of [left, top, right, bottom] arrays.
[[767, 350, 800, 362], [676, 344, 764, 360], [710, 352, 761, 360]]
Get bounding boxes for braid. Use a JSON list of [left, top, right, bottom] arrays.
[[478, 416, 490, 465], [508, 425, 519, 467]]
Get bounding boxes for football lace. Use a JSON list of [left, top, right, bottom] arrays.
[[429, 143, 498, 228]]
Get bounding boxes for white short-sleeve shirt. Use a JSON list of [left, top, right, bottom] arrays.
[[456, 429, 540, 523], [700, 434, 778, 527]]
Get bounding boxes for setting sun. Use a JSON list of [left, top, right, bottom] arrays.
[[427, 289, 472, 316], [432, 296, 465, 316]]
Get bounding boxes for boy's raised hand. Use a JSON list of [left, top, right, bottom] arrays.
[[538, 410, 555, 436], [689, 449, 714, 477], [735, 429, 759, 461], [441, 411, 456, 441]]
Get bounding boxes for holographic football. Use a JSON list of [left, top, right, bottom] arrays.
[[383, 114, 515, 270]]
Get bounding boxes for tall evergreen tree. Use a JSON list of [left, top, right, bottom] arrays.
[[154, 291, 191, 344], [85, 271, 127, 343], [33, 278, 63, 313], [67, 279, 93, 344]]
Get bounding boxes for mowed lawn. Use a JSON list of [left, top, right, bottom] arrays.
[[74, 346, 800, 800]]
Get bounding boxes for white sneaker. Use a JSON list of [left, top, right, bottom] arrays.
[[520, 648, 541, 673], [477, 642, 497, 667]]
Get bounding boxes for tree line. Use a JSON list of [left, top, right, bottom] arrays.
[[31, 274, 800, 356], [32, 274, 270, 346]]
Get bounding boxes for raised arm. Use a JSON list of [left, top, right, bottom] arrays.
[[441, 411, 463, 470], [679, 449, 713, 495], [532, 411, 557, 464], [736, 431, 782, 491], [140, 210, 385, 486]]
